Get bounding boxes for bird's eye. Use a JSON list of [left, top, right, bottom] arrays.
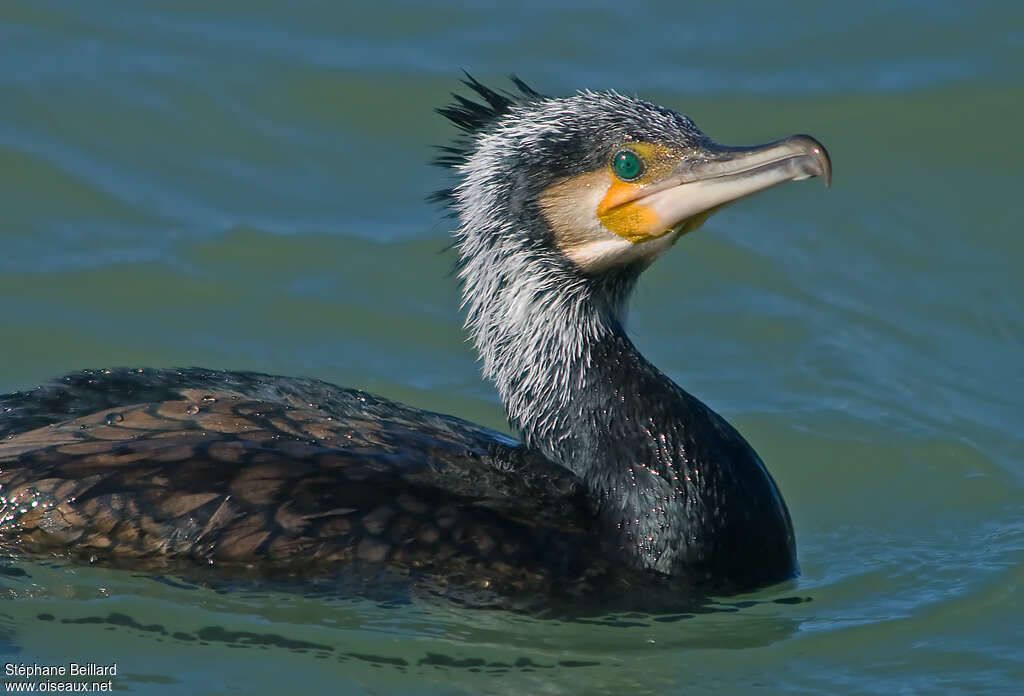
[[612, 149, 645, 181]]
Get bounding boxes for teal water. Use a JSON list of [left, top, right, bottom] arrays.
[[1, 1, 1022, 693]]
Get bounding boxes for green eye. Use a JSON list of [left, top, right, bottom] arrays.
[[612, 149, 645, 181]]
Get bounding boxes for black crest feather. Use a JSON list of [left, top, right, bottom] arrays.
[[429, 74, 544, 206]]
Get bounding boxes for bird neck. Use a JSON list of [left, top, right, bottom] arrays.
[[459, 246, 796, 587], [461, 250, 635, 450]]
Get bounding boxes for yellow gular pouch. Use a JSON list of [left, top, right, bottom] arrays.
[[541, 141, 725, 274], [597, 142, 704, 243]]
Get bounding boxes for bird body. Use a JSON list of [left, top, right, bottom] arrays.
[[0, 77, 830, 608], [1, 368, 613, 606]]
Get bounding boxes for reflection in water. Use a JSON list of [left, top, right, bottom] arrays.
[[3, 558, 806, 681]]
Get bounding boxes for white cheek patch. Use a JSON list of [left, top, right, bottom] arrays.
[[563, 235, 636, 272], [540, 170, 682, 274], [563, 232, 681, 273]]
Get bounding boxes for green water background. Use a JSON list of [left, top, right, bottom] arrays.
[[1, 1, 1022, 693]]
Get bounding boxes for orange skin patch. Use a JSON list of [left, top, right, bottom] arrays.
[[597, 181, 662, 243], [541, 142, 720, 272], [596, 142, 684, 242]]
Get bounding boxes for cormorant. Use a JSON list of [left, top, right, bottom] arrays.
[[0, 77, 830, 609]]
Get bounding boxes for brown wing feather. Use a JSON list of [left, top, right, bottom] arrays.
[[1, 386, 605, 603]]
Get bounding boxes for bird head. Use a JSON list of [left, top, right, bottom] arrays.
[[437, 76, 830, 279]]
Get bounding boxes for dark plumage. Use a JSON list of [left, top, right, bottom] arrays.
[[0, 77, 831, 610]]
